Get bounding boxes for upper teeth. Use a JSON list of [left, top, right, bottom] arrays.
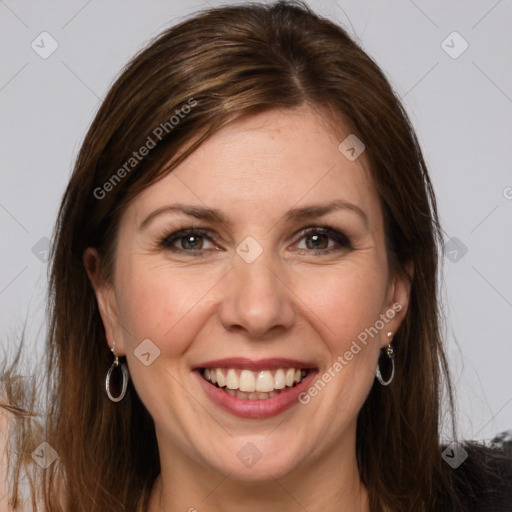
[[203, 368, 307, 392]]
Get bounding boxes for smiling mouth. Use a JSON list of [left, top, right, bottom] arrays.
[[200, 367, 310, 400]]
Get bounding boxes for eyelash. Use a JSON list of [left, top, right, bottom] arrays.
[[158, 225, 353, 256]]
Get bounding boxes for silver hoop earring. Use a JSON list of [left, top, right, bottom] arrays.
[[376, 332, 395, 386], [105, 342, 129, 402]]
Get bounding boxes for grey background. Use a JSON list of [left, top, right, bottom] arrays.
[[1, 0, 511, 442]]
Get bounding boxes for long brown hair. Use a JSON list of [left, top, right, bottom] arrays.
[[2, 1, 508, 511]]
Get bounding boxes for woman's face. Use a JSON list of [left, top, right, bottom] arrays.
[[87, 107, 410, 483]]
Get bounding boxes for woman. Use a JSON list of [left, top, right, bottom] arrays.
[[1, 1, 510, 511]]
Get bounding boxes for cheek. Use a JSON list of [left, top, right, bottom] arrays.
[[114, 257, 221, 353], [115, 251, 388, 356], [112, 258, 222, 419], [287, 259, 389, 441], [293, 258, 388, 349]]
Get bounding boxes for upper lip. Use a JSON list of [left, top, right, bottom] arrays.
[[193, 357, 318, 371]]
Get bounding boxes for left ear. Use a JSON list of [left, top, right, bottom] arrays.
[[83, 247, 127, 357], [379, 260, 413, 348]]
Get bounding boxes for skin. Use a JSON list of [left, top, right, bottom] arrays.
[[84, 106, 411, 512]]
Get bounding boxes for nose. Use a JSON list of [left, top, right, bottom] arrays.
[[218, 250, 296, 339]]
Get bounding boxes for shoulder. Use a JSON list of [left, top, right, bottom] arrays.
[[443, 431, 512, 512], [0, 397, 37, 512], [0, 401, 14, 511]]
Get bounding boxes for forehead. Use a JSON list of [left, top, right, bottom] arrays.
[[125, 107, 381, 231]]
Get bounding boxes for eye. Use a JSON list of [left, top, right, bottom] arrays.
[[158, 225, 352, 256], [292, 226, 352, 254], [159, 228, 217, 253]]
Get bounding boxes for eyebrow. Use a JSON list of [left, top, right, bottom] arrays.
[[139, 199, 369, 231]]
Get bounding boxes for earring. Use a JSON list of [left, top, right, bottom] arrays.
[[105, 340, 129, 402], [376, 332, 395, 386]]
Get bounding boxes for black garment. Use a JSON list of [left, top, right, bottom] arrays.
[[442, 430, 512, 512]]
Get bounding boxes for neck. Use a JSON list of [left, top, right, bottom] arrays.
[[147, 427, 369, 512]]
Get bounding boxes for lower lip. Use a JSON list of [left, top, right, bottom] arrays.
[[194, 369, 318, 419]]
